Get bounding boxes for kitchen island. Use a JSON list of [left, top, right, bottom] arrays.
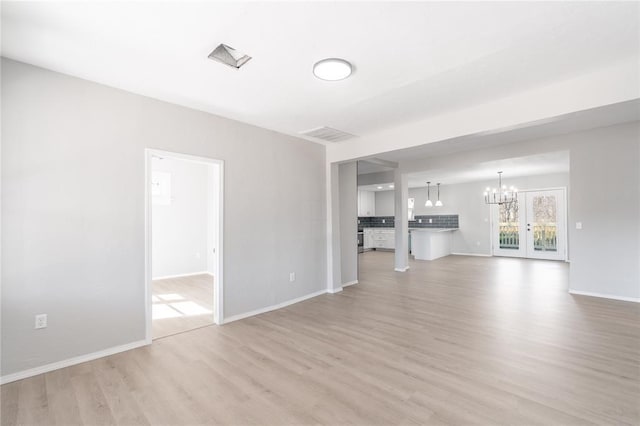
[[411, 228, 458, 260]]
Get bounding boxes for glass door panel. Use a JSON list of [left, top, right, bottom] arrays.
[[525, 190, 565, 260], [491, 192, 525, 257]]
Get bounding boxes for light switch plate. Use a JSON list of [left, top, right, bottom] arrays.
[[576, 222, 583, 230]]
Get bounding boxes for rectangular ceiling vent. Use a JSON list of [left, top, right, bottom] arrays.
[[299, 126, 356, 143]]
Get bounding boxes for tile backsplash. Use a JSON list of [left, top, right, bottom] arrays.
[[358, 215, 458, 229]]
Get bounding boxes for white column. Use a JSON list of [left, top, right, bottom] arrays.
[[394, 169, 409, 272]]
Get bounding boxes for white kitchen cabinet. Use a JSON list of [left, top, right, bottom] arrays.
[[358, 190, 376, 217], [363, 229, 374, 249], [363, 228, 395, 250]]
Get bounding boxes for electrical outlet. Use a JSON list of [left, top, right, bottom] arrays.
[[576, 222, 583, 230], [382, 219, 386, 224], [289, 272, 296, 282], [418, 219, 422, 223], [35, 314, 47, 329], [429, 218, 433, 223]]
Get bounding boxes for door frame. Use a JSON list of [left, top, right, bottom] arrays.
[[144, 148, 225, 344], [490, 187, 567, 261]]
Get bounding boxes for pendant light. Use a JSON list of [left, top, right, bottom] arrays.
[[435, 183, 443, 207], [483, 171, 518, 205], [425, 182, 433, 207]]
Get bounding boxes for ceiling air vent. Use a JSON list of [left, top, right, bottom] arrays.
[[208, 44, 252, 69], [299, 126, 355, 143]]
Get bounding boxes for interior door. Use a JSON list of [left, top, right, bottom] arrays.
[[491, 192, 526, 257], [525, 189, 566, 260]]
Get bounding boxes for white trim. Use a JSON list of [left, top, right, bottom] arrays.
[[327, 287, 343, 294], [145, 149, 225, 341], [516, 186, 568, 193], [0, 340, 148, 385], [451, 252, 492, 257], [569, 290, 640, 303], [342, 280, 358, 287], [152, 271, 213, 280], [223, 289, 328, 324]]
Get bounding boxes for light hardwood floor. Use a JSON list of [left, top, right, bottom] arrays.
[[152, 274, 214, 339], [2, 252, 639, 425]]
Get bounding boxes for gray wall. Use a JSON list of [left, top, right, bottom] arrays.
[[569, 126, 639, 299], [339, 162, 358, 285], [376, 173, 570, 255], [1, 59, 327, 376]]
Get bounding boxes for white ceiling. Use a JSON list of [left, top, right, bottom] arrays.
[[2, 2, 638, 145], [358, 151, 570, 192]]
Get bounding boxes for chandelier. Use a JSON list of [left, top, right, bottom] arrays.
[[484, 172, 518, 205]]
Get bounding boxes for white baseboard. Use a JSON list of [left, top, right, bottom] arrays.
[[0, 339, 148, 385], [569, 290, 640, 303], [223, 289, 328, 324], [394, 267, 410, 272], [342, 280, 358, 287], [327, 287, 343, 294], [451, 252, 492, 257], [152, 271, 213, 280]]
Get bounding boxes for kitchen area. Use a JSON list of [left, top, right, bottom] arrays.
[[356, 151, 570, 268], [357, 188, 459, 261]]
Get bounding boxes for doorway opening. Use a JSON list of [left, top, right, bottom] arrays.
[[145, 149, 224, 341], [491, 188, 567, 261]]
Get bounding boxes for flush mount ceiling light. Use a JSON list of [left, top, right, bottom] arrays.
[[313, 58, 352, 81], [208, 44, 252, 69]]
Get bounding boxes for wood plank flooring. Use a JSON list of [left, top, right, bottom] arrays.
[[152, 274, 214, 339], [2, 252, 639, 425]]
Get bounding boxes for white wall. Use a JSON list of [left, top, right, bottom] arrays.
[[1, 59, 326, 377], [151, 157, 209, 278], [376, 173, 570, 255]]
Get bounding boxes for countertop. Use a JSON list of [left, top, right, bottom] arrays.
[[410, 228, 458, 232], [359, 227, 458, 232]]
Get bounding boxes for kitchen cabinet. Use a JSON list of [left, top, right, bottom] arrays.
[[363, 228, 394, 250], [358, 190, 376, 217], [411, 228, 457, 260], [363, 229, 374, 249]]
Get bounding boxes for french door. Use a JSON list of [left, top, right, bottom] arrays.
[[491, 189, 566, 261]]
